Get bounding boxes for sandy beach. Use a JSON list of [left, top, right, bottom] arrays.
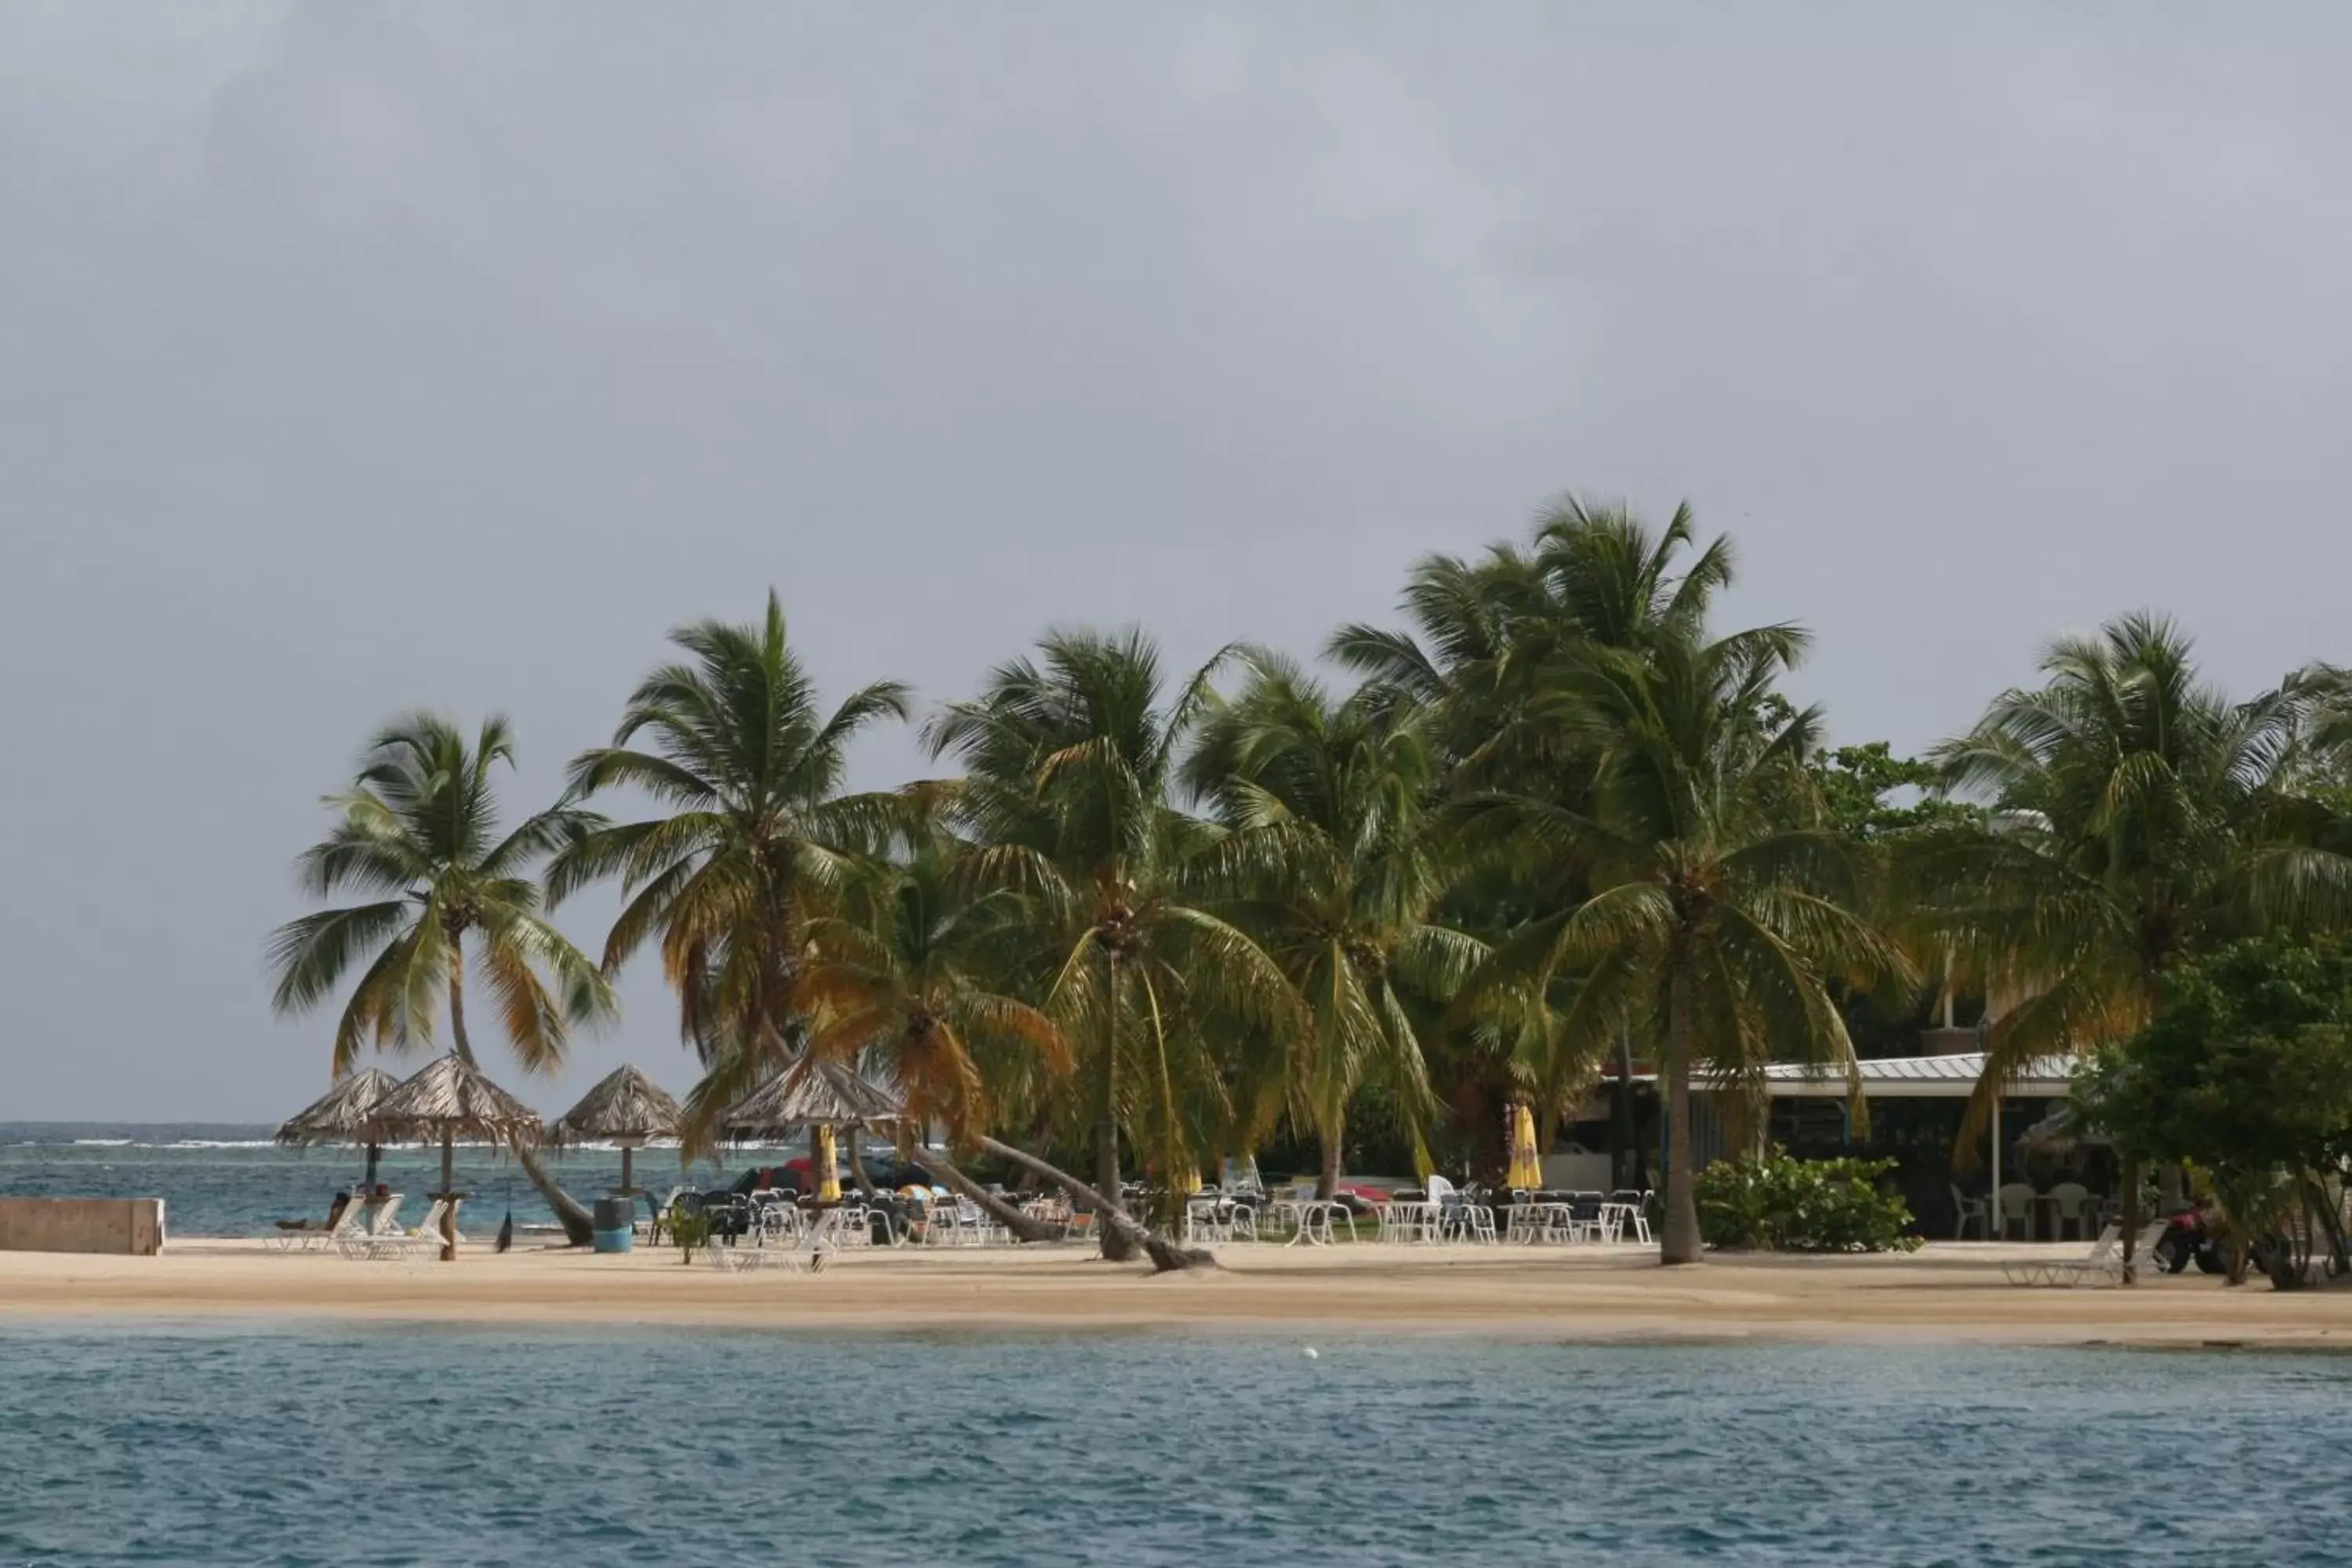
[[5, 1239, 2350, 1347]]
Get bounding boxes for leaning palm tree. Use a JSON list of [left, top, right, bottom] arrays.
[[546, 591, 910, 1143], [267, 713, 614, 1243], [1456, 626, 1911, 1263], [790, 834, 1074, 1238], [926, 628, 1302, 1259], [1908, 612, 2352, 1132], [1183, 652, 1483, 1196]]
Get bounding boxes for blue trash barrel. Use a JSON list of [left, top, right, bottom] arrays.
[[593, 1196, 634, 1254]]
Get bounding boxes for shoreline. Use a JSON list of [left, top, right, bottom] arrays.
[[7, 1240, 2351, 1347]]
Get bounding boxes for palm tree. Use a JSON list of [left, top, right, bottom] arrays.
[[1456, 626, 1911, 1263], [267, 713, 615, 1243], [926, 628, 1301, 1259], [1331, 496, 1750, 1171], [1911, 612, 2352, 1130], [1182, 652, 1483, 1196], [1331, 495, 1730, 787], [546, 592, 910, 1144], [793, 833, 1073, 1238]]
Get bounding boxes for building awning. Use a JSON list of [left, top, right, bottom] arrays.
[[1611, 1051, 2077, 1101], [1746, 1051, 2075, 1100]]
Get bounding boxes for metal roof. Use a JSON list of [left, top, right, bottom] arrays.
[[1748, 1051, 2076, 1100]]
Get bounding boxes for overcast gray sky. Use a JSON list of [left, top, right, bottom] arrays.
[[4, 2, 2348, 1120]]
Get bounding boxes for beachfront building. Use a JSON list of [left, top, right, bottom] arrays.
[[1566, 1038, 2091, 1240]]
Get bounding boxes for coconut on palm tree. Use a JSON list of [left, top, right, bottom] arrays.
[[267, 713, 614, 1243], [546, 591, 910, 1148], [1455, 626, 1911, 1263], [1183, 651, 1483, 1197], [926, 628, 1302, 1258]]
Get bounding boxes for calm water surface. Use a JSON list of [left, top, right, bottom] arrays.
[[0, 1123, 764, 1236], [0, 1330, 2344, 1566]]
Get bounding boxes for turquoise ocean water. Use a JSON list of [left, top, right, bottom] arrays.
[[1, 1330, 2346, 1565]]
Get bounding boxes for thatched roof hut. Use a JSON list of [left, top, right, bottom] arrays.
[[723, 1055, 904, 1138], [275, 1067, 401, 1147], [551, 1065, 682, 1147], [368, 1053, 545, 1147]]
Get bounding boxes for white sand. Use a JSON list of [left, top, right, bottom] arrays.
[[4, 1239, 2348, 1346]]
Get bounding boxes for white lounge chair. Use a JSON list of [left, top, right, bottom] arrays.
[[2002, 1221, 2167, 1287], [726, 1209, 841, 1274], [275, 1194, 362, 1254], [370, 1199, 452, 1261], [337, 1195, 403, 1259]]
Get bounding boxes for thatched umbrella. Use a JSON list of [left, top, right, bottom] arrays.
[[276, 1066, 401, 1189], [723, 1057, 903, 1202], [551, 1064, 682, 1199], [366, 1053, 544, 1260]]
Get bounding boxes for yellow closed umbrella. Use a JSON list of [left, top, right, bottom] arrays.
[[1506, 1103, 1543, 1189], [813, 1124, 841, 1202]]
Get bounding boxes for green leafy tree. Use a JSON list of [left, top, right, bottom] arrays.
[[268, 713, 614, 1242], [547, 592, 910, 1146], [1808, 742, 1980, 840], [1911, 614, 2352, 1132], [2076, 933, 2352, 1285]]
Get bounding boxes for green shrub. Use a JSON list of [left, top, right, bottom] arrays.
[[1694, 1149, 1921, 1253]]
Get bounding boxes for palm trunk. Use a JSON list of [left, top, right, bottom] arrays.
[[1094, 955, 1135, 1262], [1661, 964, 1702, 1265], [1316, 1112, 1344, 1201], [2119, 1155, 2143, 1284], [1611, 1030, 1636, 1189], [903, 1146, 1062, 1243], [975, 1135, 1214, 1272], [845, 1127, 880, 1200], [447, 946, 595, 1246]]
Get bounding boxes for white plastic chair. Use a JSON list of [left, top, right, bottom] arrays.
[[1949, 1185, 1991, 1240], [1997, 1183, 2039, 1241], [2048, 1182, 2093, 1242]]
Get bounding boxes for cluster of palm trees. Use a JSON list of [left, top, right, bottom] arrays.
[[270, 497, 2352, 1264]]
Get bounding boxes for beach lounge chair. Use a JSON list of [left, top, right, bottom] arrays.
[[2001, 1221, 2166, 1287], [368, 1200, 451, 1261], [336, 1195, 403, 1259], [724, 1209, 840, 1274], [273, 1192, 358, 1252]]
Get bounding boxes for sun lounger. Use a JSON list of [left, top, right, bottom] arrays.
[[368, 1199, 452, 1261], [336, 1195, 402, 1259], [724, 1208, 842, 1274], [274, 1193, 360, 1252], [2002, 1221, 2167, 1287]]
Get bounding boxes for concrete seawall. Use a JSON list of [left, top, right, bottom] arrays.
[[0, 1198, 165, 1255]]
